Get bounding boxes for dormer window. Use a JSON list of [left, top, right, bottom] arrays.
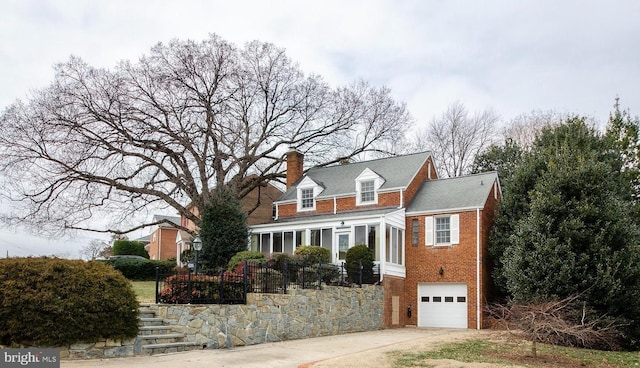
[[360, 180, 375, 203], [355, 168, 385, 206], [301, 188, 314, 209], [296, 176, 323, 211]]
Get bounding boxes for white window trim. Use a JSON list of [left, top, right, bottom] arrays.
[[425, 214, 459, 246], [296, 177, 323, 212], [355, 168, 385, 206]]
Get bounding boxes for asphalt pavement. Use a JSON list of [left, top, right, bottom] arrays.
[[61, 328, 484, 368]]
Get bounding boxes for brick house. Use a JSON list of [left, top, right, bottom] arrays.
[[146, 215, 181, 261], [249, 149, 500, 329]]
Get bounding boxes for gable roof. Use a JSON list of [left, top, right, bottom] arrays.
[[152, 215, 180, 227], [406, 171, 499, 214], [278, 151, 432, 202]]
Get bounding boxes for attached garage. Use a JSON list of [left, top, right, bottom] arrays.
[[417, 283, 468, 328]]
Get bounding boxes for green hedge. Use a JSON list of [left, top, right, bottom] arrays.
[[101, 258, 175, 280], [112, 240, 149, 258], [0, 257, 139, 346]]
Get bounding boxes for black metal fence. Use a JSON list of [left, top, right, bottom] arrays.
[[155, 260, 381, 304]]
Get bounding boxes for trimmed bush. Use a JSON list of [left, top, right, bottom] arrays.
[[0, 257, 138, 346], [112, 240, 149, 258], [227, 250, 266, 271], [101, 258, 175, 280], [294, 245, 330, 265], [345, 245, 374, 284]]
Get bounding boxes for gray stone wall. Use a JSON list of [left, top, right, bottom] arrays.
[[152, 285, 383, 348]]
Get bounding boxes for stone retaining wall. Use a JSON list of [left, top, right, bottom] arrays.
[[151, 285, 383, 348], [60, 284, 382, 358]]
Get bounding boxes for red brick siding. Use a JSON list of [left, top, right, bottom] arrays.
[[404, 210, 481, 329], [382, 275, 406, 328], [148, 227, 179, 261], [403, 156, 435, 205]]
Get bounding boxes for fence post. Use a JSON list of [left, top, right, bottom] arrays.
[[340, 262, 345, 285], [283, 258, 288, 294], [317, 261, 322, 290], [359, 259, 363, 287], [187, 268, 192, 304], [155, 266, 160, 304], [243, 260, 248, 303], [219, 268, 225, 304]]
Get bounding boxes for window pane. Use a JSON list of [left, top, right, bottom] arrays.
[[397, 228, 403, 265], [385, 225, 391, 262], [391, 227, 398, 264], [433, 297, 442, 302], [445, 296, 454, 302], [296, 230, 304, 247], [368, 225, 379, 261], [310, 229, 320, 246], [321, 228, 332, 253], [260, 233, 271, 255], [412, 218, 419, 245], [301, 188, 314, 208], [250, 234, 259, 252], [338, 233, 349, 260], [284, 231, 294, 254], [436, 217, 451, 244], [273, 232, 283, 253], [355, 225, 366, 245], [360, 180, 375, 202]]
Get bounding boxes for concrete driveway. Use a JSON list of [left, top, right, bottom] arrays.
[[61, 328, 488, 368]]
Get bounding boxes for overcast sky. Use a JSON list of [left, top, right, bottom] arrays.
[[1, 0, 639, 258]]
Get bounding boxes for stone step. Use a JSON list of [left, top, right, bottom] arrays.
[[137, 333, 185, 341], [138, 325, 173, 335], [141, 341, 200, 355], [139, 317, 164, 326]]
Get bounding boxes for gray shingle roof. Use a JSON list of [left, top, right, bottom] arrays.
[[278, 152, 432, 201], [152, 215, 180, 227], [406, 171, 499, 213]]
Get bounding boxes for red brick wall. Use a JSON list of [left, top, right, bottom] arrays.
[[403, 156, 436, 206], [404, 210, 481, 329], [148, 227, 179, 261], [382, 275, 406, 328]]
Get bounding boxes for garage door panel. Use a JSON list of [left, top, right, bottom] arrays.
[[418, 283, 467, 328]]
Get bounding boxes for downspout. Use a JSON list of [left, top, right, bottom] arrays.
[[399, 189, 404, 208], [334, 196, 337, 214], [476, 208, 481, 330]]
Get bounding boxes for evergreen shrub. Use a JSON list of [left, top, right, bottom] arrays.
[[0, 257, 139, 346], [345, 245, 374, 284]]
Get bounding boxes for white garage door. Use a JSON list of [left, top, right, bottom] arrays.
[[417, 283, 468, 328]]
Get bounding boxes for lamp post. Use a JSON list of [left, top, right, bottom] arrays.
[[193, 235, 202, 275]]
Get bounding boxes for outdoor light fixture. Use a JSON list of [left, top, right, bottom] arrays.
[[193, 235, 202, 275], [438, 267, 444, 276]]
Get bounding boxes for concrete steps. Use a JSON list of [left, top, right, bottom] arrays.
[[135, 304, 199, 355]]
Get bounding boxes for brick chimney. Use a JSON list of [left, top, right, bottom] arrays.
[[286, 148, 304, 189]]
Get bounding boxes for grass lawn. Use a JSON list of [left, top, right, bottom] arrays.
[[390, 337, 640, 368], [130, 280, 157, 303]]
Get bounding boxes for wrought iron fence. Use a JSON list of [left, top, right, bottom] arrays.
[[155, 260, 381, 305]]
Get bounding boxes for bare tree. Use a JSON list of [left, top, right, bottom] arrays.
[[80, 239, 110, 260], [486, 296, 624, 356], [412, 101, 498, 177], [0, 34, 412, 236]]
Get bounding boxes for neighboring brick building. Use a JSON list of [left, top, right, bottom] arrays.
[[250, 149, 501, 329], [146, 215, 180, 261]]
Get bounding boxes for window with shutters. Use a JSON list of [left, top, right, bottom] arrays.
[[425, 214, 459, 246]]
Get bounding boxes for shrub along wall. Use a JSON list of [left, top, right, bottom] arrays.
[[150, 285, 383, 348]]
